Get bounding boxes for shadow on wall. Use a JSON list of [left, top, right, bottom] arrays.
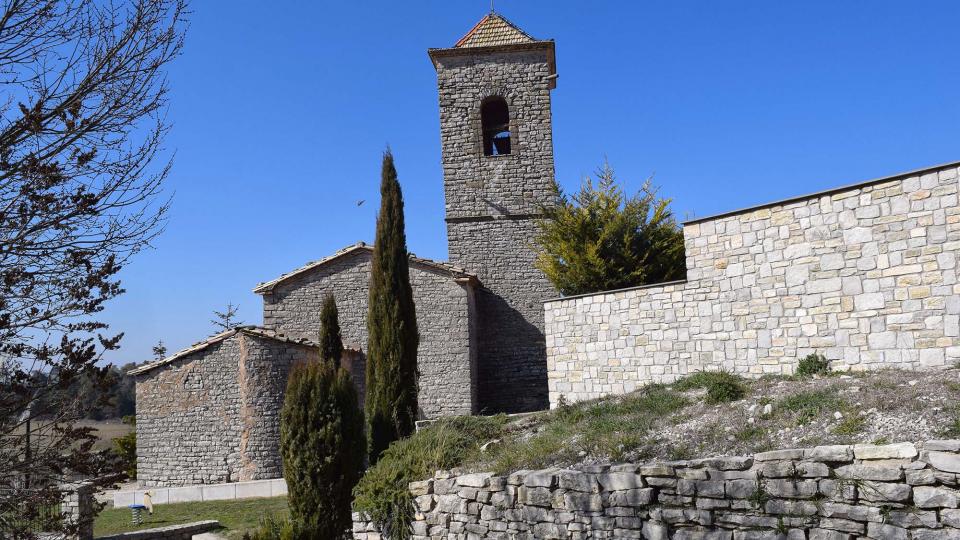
[[476, 287, 548, 414]]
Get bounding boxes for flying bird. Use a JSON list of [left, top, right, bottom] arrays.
[[356, 199, 365, 207]]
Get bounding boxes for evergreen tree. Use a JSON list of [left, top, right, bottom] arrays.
[[365, 150, 419, 464], [535, 161, 686, 296], [152, 341, 168, 360], [280, 361, 365, 539], [319, 294, 344, 366], [211, 302, 243, 331]]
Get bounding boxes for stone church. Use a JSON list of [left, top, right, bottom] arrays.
[[131, 13, 560, 486]]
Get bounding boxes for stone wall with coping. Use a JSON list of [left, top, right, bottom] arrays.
[[353, 440, 960, 539], [135, 332, 318, 487], [260, 248, 479, 418], [546, 163, 960, 406], [61, 480, 96, 540]]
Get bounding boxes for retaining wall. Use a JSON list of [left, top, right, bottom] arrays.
[[112, 478, 287, 507], [353, 440, 960, 539], [95, 520, 220, 540], [546, 162, 960, 406]]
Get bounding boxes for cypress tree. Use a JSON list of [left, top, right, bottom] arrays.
[[366, 150, 419, 464], [318, 294, 344, 366], [280, 361, 364, 539]]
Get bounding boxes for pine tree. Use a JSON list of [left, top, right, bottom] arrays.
[[366, 150, 419, 464], [535, 161, 686, 296], [152, 341, 168, 360], [319, 294, 344, 366], [211, 302, 243, 331], [280, 361, 365, 539]]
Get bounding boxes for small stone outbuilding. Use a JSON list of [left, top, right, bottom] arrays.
[[131, 327, 324, 486]]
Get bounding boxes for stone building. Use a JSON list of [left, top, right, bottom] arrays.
[[132, 13, 559, 487]]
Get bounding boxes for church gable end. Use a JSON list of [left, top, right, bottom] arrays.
[[133, 329, 320, 487], [256, 243, 479, 418]]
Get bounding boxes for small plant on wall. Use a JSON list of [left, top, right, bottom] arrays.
[[796, 353, 831, 377]]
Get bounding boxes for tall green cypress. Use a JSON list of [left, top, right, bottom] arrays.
[[280, 361, 364, 539], [366, 150, 419, 464], [318, 294, 344, 366]]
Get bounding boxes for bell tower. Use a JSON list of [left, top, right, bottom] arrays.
[[429, 13, 557, 412]]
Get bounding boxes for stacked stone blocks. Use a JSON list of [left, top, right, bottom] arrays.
[[546, 163, 960, 406], [353, 440, 960, 539], [260, 247, 479, 418], [135, 331, 318, 487], [433, 42, 559, 413]]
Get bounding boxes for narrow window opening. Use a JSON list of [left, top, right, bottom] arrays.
[[481, 97, 511, 156]]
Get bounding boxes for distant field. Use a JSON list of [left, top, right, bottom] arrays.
[[78, 419, 133, 451], [11, 419, 132, 452]]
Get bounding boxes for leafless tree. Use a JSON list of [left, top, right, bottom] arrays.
[[0, 1, 187, 536]]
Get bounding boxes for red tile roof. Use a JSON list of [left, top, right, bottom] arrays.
[[454, 13, 535, 48]]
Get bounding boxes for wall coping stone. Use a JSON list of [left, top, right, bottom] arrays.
[[683, 159, 960, 225], [96, 520, 220, 540]]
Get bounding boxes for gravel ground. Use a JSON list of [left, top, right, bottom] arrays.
[[643, 366, 960, 462]]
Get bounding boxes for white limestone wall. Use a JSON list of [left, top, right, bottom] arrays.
[[546, 163, 960, 406]]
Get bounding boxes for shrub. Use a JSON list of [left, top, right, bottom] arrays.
[[673, 371, 747, 404], [353, 416, 506, 540], [318, 294, 344, 366], [280, 361, 364, 539], [833, 414, 866, 436], [796, 353, 830, 377], [112, 415, 137, 479], [534, 160, 686, 296], [777, 387, 846, 425], [242, 516, 296, 540], [366, 150, 419, 465]]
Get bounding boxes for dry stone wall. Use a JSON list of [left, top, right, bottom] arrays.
[[353, 440, 960, 539], [135, 332, 318, 487], [260, 248, 478, 418], [546, 163, 960, 406]]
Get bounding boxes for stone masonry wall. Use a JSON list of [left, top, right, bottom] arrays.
[[136, 334, 243, 487], [260, 248, 478, 418], [353, 440, 960, 539], [448, 218, 553, 413], [435, 46, 557, 413], [135, 332, 318, 487], [433, 47, 556, 220], [236, 335, 319, 481], [546, 163, 960, 406]]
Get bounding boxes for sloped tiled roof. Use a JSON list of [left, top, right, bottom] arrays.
[[455, 13, 535, 48], [252, 242, 478, 294], [127, 326, 321, 376]]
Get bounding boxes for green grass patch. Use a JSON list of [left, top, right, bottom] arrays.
[[673, 370, 748, 404], [354, 384, 690, 539], [833, 414, 867, 436], [490, 384, 688, 471], [735, 425, 766, 443], [353, 415, 507, 539], [94, 497, 288, 539], [777, 386, 846, 425]]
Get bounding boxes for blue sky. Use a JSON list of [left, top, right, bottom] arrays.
[[102, 0, 960, 365]]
